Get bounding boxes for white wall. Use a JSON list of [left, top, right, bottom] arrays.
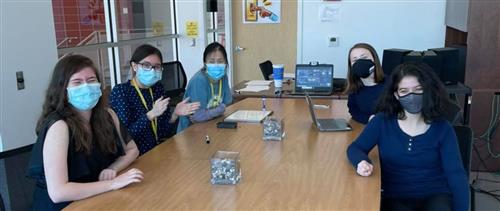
[[445, 0, 468, 32], [176, 0, 207, 80], [298, 0, 446, 78], [0, 0, 58, 152]]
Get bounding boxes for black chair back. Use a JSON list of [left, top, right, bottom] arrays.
[[0, 192, 5, 211], [259, 60, 273, 80], [160, 61, 187, 105], [444, 101, 463, 125], [453, 125, 473, 176], [453, 125, 475, 211]]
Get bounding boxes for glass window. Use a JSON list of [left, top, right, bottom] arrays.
[[117, 39, 176, 83], [115, 0, 174, 40], [52, 0, 177, 88], [206, 0, 225, 46], [52, 0, 108, 48], [58, 48, 112, 89]]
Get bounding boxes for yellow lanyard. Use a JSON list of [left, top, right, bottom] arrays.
[[209, 80, 222, 106], [131, 79, 158, 142]]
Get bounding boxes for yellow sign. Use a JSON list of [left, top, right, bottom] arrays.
[[152, 21, 164, 36], [186, 21, 199, 38]]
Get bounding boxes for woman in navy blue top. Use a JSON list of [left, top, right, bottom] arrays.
[[110, 45, 200, 155], [345, 43, 385, 124], [347, 62, 468, 211]]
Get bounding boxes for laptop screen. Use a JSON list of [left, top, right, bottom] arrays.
[[295, 64, 334, 92]]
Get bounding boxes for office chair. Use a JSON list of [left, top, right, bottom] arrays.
[[160, 61, 187, 105], [259, 60, 273, 80], [444, 101, 462, 125], [1, 192, 5, 211], [333, 78, 347, 93], [453, 125, 475, 211], [160, 61, 187, 138]]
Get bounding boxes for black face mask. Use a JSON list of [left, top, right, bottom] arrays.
[[352, 59, 375, 78]]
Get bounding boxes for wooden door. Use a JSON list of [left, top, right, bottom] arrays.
[[231, 0, 297, 84]]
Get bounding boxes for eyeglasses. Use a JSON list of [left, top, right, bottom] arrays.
[[138, 62, 163, 72]]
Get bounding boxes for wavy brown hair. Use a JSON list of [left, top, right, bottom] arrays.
[[344, 43, 384, 94], [376, 62, 453, 123], [36, 55, 117, 154]]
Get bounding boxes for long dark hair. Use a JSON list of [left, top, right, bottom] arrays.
[[344, 43, 384, 94], [130, 44, 163, 76], [36, 55, 117, 154], [376, 62, 452, 123], [203, 42, 228, 64]]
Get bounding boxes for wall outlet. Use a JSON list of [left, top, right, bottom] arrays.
[[328, 36, 339, 47]]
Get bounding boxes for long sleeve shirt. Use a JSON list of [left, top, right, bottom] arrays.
[[177, 70, 232, 132], [347, 83, 385, 124], [347, 113, 469, 211], [110, 80, 175, 155]]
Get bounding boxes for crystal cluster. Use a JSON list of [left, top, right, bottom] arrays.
[[210, 151, 241, 185], [263, 118, 285, 141]]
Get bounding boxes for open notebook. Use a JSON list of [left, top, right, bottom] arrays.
[[224, 110, 273, 123]]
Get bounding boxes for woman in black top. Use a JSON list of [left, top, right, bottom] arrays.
[[27, 55, 143, 210]]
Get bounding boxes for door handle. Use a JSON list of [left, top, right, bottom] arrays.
[[235, 46, 246, 52]]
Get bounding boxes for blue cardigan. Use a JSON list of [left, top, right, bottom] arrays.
[[347, 83, 385, 124], [177, 70, 232, 132], [347, 113, 468, 211]]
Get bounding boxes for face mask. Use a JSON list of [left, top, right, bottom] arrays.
[[206, 64, 226, 80], [352, 59, 375, 79], [398, 93, 423, 114], [137, 67, 162, 87], [67, 83, 102, 111]]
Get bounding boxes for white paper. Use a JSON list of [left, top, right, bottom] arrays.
[[225, 110, 272, 123], [236, 85, 270, 92], [319, 4, 340, 22], [284, 73, 295, 78], [245, 80, 273, 86]]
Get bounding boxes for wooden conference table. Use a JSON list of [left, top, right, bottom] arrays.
[[232, 80, 347, 101], [66, 98, 380, 210]]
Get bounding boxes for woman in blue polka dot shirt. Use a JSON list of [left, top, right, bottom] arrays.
[[110, 45, 200, 155]]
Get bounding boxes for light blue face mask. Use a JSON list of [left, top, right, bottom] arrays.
[[137, 67, 162, 87], [67, 83, 102, 111], [206, 64, 226, 80]]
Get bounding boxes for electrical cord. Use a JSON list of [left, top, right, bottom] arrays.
[[475, 95, 500, 158]]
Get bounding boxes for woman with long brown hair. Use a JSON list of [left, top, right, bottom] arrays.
[[344, 43, 386, 124], [27, 55, 143, 210]]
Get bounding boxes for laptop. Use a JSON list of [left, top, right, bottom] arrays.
[[290, 64, 334, 96], [305, 92, 352, 132]]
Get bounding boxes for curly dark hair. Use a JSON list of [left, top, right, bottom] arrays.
[[376, 62, 453, 123], [36, 55, 117, 154]]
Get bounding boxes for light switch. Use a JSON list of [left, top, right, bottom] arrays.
[[328, 36, 339, 47], [16, 71, 25, 90]]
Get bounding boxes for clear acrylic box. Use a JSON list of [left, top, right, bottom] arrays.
[[263, 118, 285, 141], [210, 151, 241, 185]]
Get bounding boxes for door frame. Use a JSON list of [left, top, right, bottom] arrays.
[[224, 0, 234, 87]]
